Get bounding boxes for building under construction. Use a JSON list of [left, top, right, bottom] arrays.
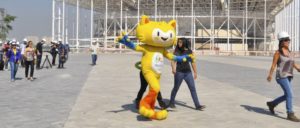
[[51, 0, 300, 54]]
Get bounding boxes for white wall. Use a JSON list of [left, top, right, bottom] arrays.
[[275, 0, 300, 51]]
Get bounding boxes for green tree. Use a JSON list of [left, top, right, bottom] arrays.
[[0, 14, 16, 40]]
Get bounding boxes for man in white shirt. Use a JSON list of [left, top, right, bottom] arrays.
[[20, 38, 27, 67], [89, 41, 99, 65]]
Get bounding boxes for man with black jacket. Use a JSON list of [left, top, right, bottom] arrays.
[[36, 39, 46, 69], [50, 41, 58, 66], [57, 41, 66, 69]]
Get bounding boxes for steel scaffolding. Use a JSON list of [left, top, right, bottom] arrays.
[[52, 0, 295, 53]]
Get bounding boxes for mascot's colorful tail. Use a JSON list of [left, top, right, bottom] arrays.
[[135, 61, 168, 120], [139, 89, 168, 120]]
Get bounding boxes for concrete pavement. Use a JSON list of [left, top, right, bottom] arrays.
[[1, 54, 300, 128], [63, 54, 300, 128]]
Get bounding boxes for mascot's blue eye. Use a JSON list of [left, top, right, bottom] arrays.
[[157, 31, 160, 36]]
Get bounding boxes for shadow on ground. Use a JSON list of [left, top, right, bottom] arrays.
[[240, 105, 286, 120]]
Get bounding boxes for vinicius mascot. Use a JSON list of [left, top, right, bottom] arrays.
[[117, 15, 195, 120]]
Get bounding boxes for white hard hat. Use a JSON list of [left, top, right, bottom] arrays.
[[52, 40, 57, 44], [16, 41, 20, 45], [65, 42, 69, 44], [277, 31, 290, 40], [10, 39, 16, 44], [58, 38, 62, 42], [42, 38, 46, 42], [23, 38, 28, 42]]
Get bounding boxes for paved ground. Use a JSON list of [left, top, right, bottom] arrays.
[[0, 53, 92, 128], [1, 53, 300, 128]]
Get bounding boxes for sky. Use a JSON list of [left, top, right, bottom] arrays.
[[0, 0, 52, 41], [0, 0, 92, 42]]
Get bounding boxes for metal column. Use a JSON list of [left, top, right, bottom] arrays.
[[191, 0, 194, 51], [155, 0, 157, 21], [227, 0, 230, 51], [254, 19, 256, 51], [210, 0, 214, 50], [90, 0, 94, 46], [104, 0, 108, 50], [173, 0, 175, 20], [137, 0, 140, 23], [246, 0, 248, 51], [120, 0, 123, 50], [52, 0, 55, 41], [62, 0, 65, 43], [242, 11, 245, 51], [58, 8, 61, 41], [264, 0, 266, 51], [76, 0, 79, 51]]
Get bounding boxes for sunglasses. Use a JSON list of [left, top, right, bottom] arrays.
[[282, 38, 290, 42]]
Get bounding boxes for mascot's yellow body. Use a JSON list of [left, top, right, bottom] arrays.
[[118, 15, 194, 120]]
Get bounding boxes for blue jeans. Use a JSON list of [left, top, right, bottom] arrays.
[[271, 77, 293, 113], [170, 72, 201, 108], [9, 62, 18, 80], [91, 54, 97, 65]]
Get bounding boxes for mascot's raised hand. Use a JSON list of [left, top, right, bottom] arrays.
[[117, 15, 195, 120]]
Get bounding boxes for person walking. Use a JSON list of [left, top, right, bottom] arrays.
[[168, 38, 205, 111], [36, 39, 45, 69], [0, 41, 4, 71], [20, 38, 28, 67], [64, 42, 70, 61], [3, 41, 10, 70], [57, 40, 66, 69], [50, 40, 58, 66], [6, 41, 21, 82], [134, 61, 167, 109], [267, 31, 300, 122], [24, 41, 36, 81], [89, 41, 98, 65]]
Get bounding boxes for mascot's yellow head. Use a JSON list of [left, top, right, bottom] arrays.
[[136, 15, 177, 47]]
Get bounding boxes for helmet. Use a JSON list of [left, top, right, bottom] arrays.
[[16, 41, 20, 45], [52, 40, 57, 44], [23, 38, 28, 42], [11, 39, 17, 42], [58, 38, 62, 42], [10, 39, 16, 44], [11, 41, 16, 45], [277, 31, 290, 40], [42, 38, 46, 42]]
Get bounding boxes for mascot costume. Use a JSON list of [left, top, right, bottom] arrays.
[[118, 15, 195, 120]]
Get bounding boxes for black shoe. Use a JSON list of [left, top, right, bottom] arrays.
[[158, 100, 167, 109], [195, 105, 206, 111], [267, 102, 276, 114]]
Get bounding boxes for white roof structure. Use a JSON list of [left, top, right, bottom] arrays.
[[52, 0, 295, 52]]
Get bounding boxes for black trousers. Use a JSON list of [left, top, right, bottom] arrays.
[[25, 61, 34, 77], [58, 55, 65, 68], [21, 55, 25, 67], [36, 54, 42, 68], [52, 53, 57, 65], [136, 71, 163, 101]]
